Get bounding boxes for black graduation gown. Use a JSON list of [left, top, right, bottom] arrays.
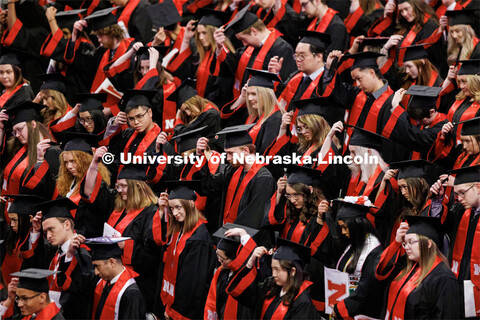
[[22, 146, 61, 200], [346, 8, 384, 40], [250, 3, 300, 47], [165, 223, 216, 319], [254, 110, 282, 156], [306, 14, 349, 53], [0, 84, 34, 110], [222, 35, 297, 88], [334, 245, 386, 319], [194, 163, 276, 237], [114, 0, 154, 43], [107, 204, 162, 311], [227, 263, 320, 319]]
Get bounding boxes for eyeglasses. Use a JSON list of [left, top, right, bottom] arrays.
[[453, 185, 475, 200], [79, 117, 94, 125], [285, 193, 303, 200], [15, 293, 41, 303], [402, 240, 419, 249], [292, 53, 314, 62], [127, 110, 149, 124], [12, 124, 26, 137], [296, 125, 309, 133], [115, 183, 128, 191]]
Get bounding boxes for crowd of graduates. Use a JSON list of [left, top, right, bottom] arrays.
[[0, 0, 479, 319]]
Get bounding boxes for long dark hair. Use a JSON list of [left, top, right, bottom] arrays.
[[75, 109, 107, 135], [340, 217, 379, 274], [5, 213, 32, 255], [265, 260, 308, 306], [398, 177, 429, 218], [286, 184, 325, 225]]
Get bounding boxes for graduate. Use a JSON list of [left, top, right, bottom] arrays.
[[375, 216, 460, 318], [66, 8, 135, 112], [83, 159, 161, 311], [332, 199, 385, 319], [344, 0, 383, 46], [205, 223, 258, 320], [101, 89, 160, 177], [195, 124, 276, 234], [442, 9, 480, 64], [226, 237, 321, 319], [109, 0, 154, 43], [299, 0, 349, 52], [28, 198, 93, 320], [1, 102, 61, 201], [75, 93, 109, 136], [1, 195, 45, 286], [214, 7, 296, 98], [72, 237, 146, 320], [0, 53, 35, 110], [222, 68, 284, 155], [431, 165, 480, 317], [274, 31, 342, 127], [55, 132, 112, 238], [10, 269, 65, 320], [158, 180, 216, 320]]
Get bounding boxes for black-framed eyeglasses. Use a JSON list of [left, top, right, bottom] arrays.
[[127, 110, 149, 124], [453, 185, 475, 200], [15, 293, 41, 303], [79, 117, 94, 125]]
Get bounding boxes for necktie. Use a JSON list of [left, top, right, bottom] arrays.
[[94, 282, 113, 320], [294, 77, 313, 100]]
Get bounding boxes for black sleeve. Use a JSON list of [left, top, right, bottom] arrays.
[[118, 285, 147, 320]]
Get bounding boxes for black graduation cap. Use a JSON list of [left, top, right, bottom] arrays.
[[359, 37, 389, 50], [0, 53, 21, 66], [292, 97, 329, 118], [38, 73, 70, 94], [299, 30, 331, 52], [6, 101, 44, 126], [405, 85, 442, 110], [214, 223, 259, 259], [349, 126, 387, 151], [390, 159, 434, 183], [287, 164, 323, 188], [405, 215, 443, 247], [348, 51, 384, 69], [334, 198, 377, 220], [273, 237, 311, 267], [165, 180, 199, 201], [172, 125, 208, 153], [120, 89, 157, 111], [84, 7, 117, 31], [11, 269, 60, 293], [135, 46, 169, 60], [117, 165, 149, 181], [62, 132, 99, 154], [55, 8, 86, 29], [85, 237, 128, 261], [246, 68, 281, 89], [6, 194, 46, 215], [224, 3, 257, 34], [449, 165, 480, 185], [148, 0, 181, 29], [216, 124, 254, 149], [76, 93, 107, 112], [401, 44, 429, 63], [37, 197, 77, 220], [197, 8, 231, 27], [457, 117, 480, 135], [166, 79, 197, 108], [446, 9, 476, 27], [457, 59, 480, 75]]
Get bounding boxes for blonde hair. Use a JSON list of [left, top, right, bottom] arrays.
[[456, 75, 480, 102], [114, 180, 157, 212], [180, 96, 218, 124], [395, 235, 448, 288], [56, 151, 111, 196], [166, 199, 203, 237], [195, 24, 236, 63], [447, 25, 476, 64], [296, 114, 340, 152], [40, 90, 69, 125], [246, 86, 284, 124], [360, 0, 383, 15]]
